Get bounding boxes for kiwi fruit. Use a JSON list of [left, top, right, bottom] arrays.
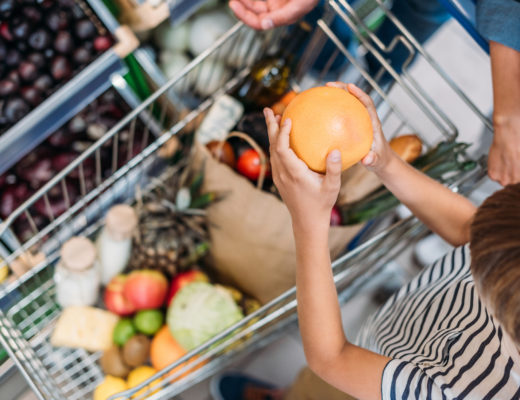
[[100, 346, 130, 378], [122, 334, 151, 367]]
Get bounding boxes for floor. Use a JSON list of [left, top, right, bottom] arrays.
[[10, 14, 497, 400]]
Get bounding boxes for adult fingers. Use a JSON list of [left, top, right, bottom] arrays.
[[235, 0, 268, 13], [323, 150, 342, 192], [264, 108, 280, 145], [361, 150, 378, 168], [276, 118, 292, 152], [326, 81, 349, 91], [346, 83, 381, 132], [259, 2, 305, 28], [229, 1, 263, 30]]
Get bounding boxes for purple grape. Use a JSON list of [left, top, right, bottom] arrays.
[[5, 49, 21, 67], [44, 48, 55, 59], [13, 21, 31, 40], [27, 52, 45, 68], [7, 70, 19, 85], [0, 79, 18, 96], [21, 86, 42, 106], [18, 61, 38, 82], [46, 10, 69, 32], [0, 40, 6, 61], [54, 31, 73, 54], [33, 74, 52, 92], [4, 98, 30, 123], [51, 56, 71, 81], [28, 29, 51, 50], [68, 114, 86, 133], [75, 19, 96, 40], [73, 47, 91, 65], [0, 0, 14, 18], [22, 6, 42, 23]]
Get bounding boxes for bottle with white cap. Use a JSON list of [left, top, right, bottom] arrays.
[[97, 204, 138, 285], [54, 236, 100, 307]]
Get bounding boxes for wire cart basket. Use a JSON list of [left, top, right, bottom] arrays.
[[0, 1, 491, 399]]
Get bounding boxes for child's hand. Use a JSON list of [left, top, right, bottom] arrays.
[[325, 82, 394, 175], [264, 108, 341, 233]]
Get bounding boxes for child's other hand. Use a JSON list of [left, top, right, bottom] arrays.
[[326, 82, 394, 175], [264, 108, 341, 233]]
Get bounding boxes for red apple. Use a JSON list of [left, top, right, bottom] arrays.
[[104, 275, 137, 316], [166, 270, 209, 305], [123, 270, 168, 310]]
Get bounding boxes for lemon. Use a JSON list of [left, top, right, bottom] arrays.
[[93, 375, 128, 400], [127, 366, 160, 398]]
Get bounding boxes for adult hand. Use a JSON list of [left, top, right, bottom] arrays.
[[229, 0, 319, 30], [264, 107, 341, 232], [487, 117, 520, 185], [326, 82, 395, 175]]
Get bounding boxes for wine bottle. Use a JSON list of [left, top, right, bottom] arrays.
[[234, 21, 312, 110]]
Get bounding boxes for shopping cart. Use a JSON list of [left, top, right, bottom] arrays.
[[0, 1, 490, 399]]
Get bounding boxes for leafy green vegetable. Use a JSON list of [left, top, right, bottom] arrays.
[[167, 282, 244, 351]]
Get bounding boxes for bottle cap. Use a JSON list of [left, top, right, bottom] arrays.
[[105, 204, 138, 241], [60, 237, 96, 272]]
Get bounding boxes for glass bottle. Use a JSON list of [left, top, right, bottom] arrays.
[[97, 204, 138, 285], [234, 21, 312, 110], [54, 236, 100, 307]]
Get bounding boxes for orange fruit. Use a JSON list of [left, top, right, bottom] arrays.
[[150, 326, 205, 379], [150, 326, 186, 373], [281, 86, 373, 173]]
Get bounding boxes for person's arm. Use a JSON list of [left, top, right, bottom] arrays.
[[265, 108, 390, 400], [487, 40, 520, 185], [327, 82, 477, 247], [229, 0, 318, 30]]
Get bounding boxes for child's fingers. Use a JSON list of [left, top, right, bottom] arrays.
[[323, 150, 342, 192], [264, 108, 279, 144], [361, 150, 377, 167], [326, 81, 349, 91], [346, 84, 382, 131], [276, 118, 292, 153]]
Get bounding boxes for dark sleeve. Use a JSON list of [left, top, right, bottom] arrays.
[[476, 0, 520, 52]]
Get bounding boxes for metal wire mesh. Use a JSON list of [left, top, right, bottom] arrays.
[[0, 2, 490, 398]]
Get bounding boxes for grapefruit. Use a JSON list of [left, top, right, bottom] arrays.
[[281, 86, 373, 173], [150, 326, 186, 372]]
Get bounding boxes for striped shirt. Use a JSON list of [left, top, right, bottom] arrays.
[[357, 245, 520, 399]]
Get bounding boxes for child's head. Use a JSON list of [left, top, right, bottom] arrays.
[[470, 183, 520, 347]]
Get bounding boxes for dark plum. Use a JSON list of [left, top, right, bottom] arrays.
[[51, 56, 72, 81], [4, 98, 30, 123], [46, 10, 69, 31], [48, 128, 73, 147], [54, 31, 73, 54], [16, 151, 55, 187], [28, 29, 51, 50], [18, 62, 38, 82], [33, 74, 52, 92], [0, 79, 18, 96], [27, 52, 45, 69], [16, 41, 28, 53], [75, 19, 96, 40], [5, 49, 21, 67], [23, 6, 43, 23], [0, 183, 30, 219], [72, 47, 91, 65], [21, 86, 42, 106], [13, 21, 31, 40], [0, 22, 13, 41], [94, 36, 112, 52]]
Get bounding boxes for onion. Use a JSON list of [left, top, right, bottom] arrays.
[[154, 21, 191, 53], [160, 51, 190, 81], [188, 10, 234, 57], [193, 58, 229, 97]]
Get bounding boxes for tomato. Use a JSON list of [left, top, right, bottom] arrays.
[[236, 149, 266, 181]]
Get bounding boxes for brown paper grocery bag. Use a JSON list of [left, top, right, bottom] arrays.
[[193, 143, 380, 304]]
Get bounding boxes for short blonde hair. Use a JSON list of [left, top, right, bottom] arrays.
[[470, 183, 520, 345]]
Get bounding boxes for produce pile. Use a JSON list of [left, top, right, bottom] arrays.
[[48, 164, 260, 400], [0, 0, 114, 133], [0, 89, 148, 244]]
